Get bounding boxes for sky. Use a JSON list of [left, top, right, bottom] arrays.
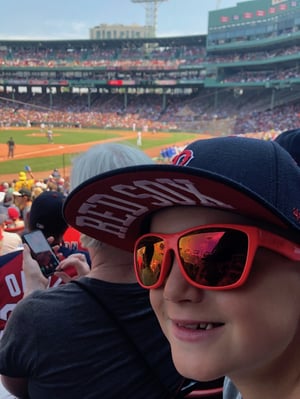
[[0, 0, 250, 40]]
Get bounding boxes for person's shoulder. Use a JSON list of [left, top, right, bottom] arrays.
[[79, 277, 152, 306], [21, 282, 81, 306], [80, 276, 143, 291]]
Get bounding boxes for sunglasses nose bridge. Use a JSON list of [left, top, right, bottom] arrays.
[[157, 234, 180, 282], [162, 235, 187, 280], [161, 247, 192, 292]]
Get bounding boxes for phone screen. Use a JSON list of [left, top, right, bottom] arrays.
[[23, 230, 60, 277]]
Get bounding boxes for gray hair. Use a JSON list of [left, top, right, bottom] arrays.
[[70, 143, 154, 248]]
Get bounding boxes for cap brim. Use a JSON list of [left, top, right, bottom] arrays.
[[63, 164, 295, 251]]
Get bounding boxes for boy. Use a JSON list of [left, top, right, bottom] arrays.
[[63, 136, 300, 399]]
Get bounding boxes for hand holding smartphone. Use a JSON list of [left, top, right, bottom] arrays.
[[23, 230, 60, 277]]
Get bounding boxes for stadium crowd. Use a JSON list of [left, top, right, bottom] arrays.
[[0, 44, 206, 69], [1, 42, 300, 69], [0, 89, 299, 134]]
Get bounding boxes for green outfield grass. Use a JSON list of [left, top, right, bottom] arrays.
[[2, 154, 76, 175], [0, 128, 120, 145], [0, 128, 199, 175]]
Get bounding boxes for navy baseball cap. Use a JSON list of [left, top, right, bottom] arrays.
[[29, 191, 68, 239], [274, 128, 300, 166], [63, 136, 300, 251]]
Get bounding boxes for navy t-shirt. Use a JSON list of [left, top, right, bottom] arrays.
[[0, 277, 183, 399]]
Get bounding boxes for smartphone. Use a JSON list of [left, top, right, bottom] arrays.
[[23, 230, 60, 277]]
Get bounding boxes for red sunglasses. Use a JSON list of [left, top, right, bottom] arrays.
[[134, 224, 300, 291]]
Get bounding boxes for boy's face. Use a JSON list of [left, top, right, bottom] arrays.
[[149, 206, 300, 383]]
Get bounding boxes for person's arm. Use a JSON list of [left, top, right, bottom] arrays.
[[23, 243, 90, 294], [55, 253, 90, 283], [22, 244, 49, 297], [24, 166, 34, 179], [1, 375, 29, 398]]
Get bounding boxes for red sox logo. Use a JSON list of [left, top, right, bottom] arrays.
[[172, 150, 194, 166]]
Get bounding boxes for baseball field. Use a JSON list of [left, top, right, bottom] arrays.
[[0, 127, 211, 182]]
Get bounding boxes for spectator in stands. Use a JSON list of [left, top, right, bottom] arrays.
[[28, 191, 68, 246], [13, 188, 32, 234], [70, 137, 300, 399], [4, 206, 25, 234], [274, 128, 300, 166], [0, 187, 90, 385], [0, 182, 9, 193], [2, 192, 14, 208], [31, 186, 44, 201], [0, 213, 23, 255], [0, 190, 87, 335], [28, 190, 88, 263], [0, 143, 184, 399], [14, 168, 35, 192], [47, 169, 64, 192], [0, 201, 91, 399]]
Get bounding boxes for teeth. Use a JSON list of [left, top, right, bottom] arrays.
[[184, 324, 199, 330], [200, 323, 214, 330], [178, 323, 215, 330], [205, 323, 214, 330]]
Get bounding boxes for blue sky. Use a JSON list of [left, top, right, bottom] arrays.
[[0, 0, 248, 40]]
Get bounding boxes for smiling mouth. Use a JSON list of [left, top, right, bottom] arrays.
[[177, 322, 224, 331]]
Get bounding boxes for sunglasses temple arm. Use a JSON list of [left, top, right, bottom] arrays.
[[259, 230, 300, 261]]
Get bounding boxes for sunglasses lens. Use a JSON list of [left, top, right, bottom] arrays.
[[135, 228, 249, 289], [179, 229, 248, 287], [135, 236, 166, 287]]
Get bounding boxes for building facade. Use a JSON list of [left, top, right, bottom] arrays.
[[90, 24, 150, 40]]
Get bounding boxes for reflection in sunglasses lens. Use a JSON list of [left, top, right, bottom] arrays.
[[136, 229, 249, 288], [180, 230, 248, 287], [136, 237, 164, 286]]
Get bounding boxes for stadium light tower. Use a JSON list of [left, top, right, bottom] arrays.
[[216, 0, 222, 9], [131, 0, 168, 37]]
